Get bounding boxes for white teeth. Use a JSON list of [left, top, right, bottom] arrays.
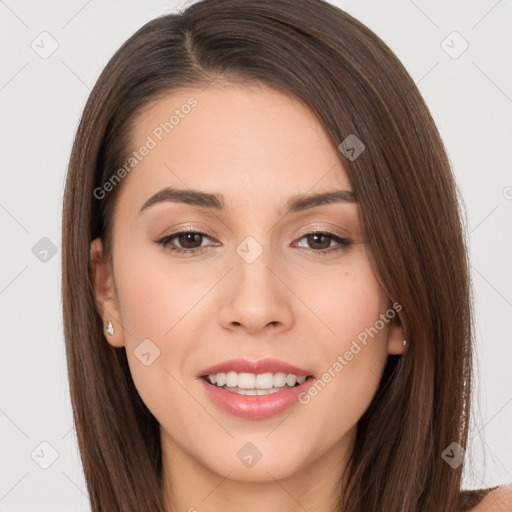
[[228, 388, 282, 396], [206, 372, 309, 389], [255, 373, 274, 389], [225, 371, 238, 388], [273, 372, 286, 387], [285, 374, 297, 387], [237, 372, 256, 389]]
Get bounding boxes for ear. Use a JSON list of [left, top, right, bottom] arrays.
[[90, 237, 125, 348], [387, 311, 407, 355]]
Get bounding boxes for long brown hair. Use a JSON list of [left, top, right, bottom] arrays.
[[62, 0, 485, 509]]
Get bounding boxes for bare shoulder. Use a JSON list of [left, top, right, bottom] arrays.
[[470, 484, 512, 511]]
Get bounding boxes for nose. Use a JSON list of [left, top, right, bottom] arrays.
[[217, 250, 295, 335]]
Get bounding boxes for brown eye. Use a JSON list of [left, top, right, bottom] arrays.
[[294, 231, 352, 254], [155, 230, 215, 255], [176, 232, 204, 249], [305, 233, 332, 250]]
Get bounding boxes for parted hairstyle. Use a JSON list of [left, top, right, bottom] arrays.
[[61, 0, 491, 510]]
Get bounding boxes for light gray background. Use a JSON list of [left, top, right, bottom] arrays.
[[1, 0, 511, 510]]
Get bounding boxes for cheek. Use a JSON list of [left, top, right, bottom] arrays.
[[111, 245, 208, 418], [113, 239, 214, 340], [306, 259, 389, 350], [115, 274, 199, 373], [296, 260, 391, 422]]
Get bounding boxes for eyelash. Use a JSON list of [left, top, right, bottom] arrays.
[[155, 229, 353, 256]]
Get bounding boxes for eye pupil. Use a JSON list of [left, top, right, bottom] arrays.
[[307, 233, 330, 250], [179, 233, 202, 248]]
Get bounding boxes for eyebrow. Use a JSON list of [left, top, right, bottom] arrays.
[[139, 186, 357, 215]]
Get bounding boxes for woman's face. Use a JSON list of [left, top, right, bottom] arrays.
[[91, 83, 405, 492]]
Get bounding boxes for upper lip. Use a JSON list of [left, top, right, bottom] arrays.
[[197, 358, 314, 378]]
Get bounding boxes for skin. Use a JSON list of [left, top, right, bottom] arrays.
[[91, 83, 407, 512], [473, 486, 512, 512]]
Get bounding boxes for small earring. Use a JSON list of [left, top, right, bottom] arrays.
[[402, 339, 407, 347], [105, 321, 115, 336]]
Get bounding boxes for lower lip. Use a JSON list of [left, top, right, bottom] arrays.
[[199, 377, 316, 420]]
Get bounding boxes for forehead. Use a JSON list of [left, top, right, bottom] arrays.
[[119, 83, 352, 213]]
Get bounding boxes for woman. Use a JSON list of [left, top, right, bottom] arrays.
[[61, 0, 511, 510]]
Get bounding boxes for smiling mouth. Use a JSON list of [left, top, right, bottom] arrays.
[[201, 372, 314, 395]]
